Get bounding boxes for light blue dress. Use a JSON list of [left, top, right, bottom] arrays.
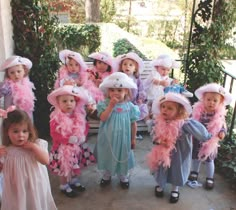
[[96, 99, 140, 176], [153, 119, 211, 188]]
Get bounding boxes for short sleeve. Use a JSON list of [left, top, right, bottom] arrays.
[[0, 82, 11, 97], [182, 119, 211, 142], [97, 99, 109, 117], [35, 139, 48, 151], [129, 102, 140, 122]]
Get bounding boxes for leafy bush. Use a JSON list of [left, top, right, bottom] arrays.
[[11, 0, 59, 138], [113, 38, 148, 59], [54, 24, 101, 58]]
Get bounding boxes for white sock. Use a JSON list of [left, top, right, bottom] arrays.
[[60, 184, 72, 192], [103, 171, 111, 180], [192, 159, 201, 173], [205, 160, 214, 178]]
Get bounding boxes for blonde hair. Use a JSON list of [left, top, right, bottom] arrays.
[[1, 109, 38, 146], [175, 103, 189, 120]]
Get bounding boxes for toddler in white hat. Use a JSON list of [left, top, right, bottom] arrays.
[[188, 83, 233, 190], [147, 92, 211, 203], [0, 55, 35, 119], [95, 72, 140, 189]]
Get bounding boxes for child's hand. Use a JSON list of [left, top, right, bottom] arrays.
[[95, 78, 102, 87], [64, 79, 76, 86], [159, 80, 169, 87], [153, 79, 160, 85], [218, 131, 225, 140], [131, 140, 136, 149], [22, 141, 37, 151], [172, 79, 179, 85], [109, 97, 119, 108], [0, 146, 7, 157]]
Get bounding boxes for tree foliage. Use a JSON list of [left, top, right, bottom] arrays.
[[185, 0, 236, 96]]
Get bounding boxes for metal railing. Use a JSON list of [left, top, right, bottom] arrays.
[[221, 64, 236, 142]]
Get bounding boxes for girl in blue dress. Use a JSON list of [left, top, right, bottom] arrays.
[[147, 93, 211, 203], [95, 72, 140, 189]]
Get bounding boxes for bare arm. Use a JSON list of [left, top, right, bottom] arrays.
[[23, 142, 49, 165], [131, 122, 137, 149]]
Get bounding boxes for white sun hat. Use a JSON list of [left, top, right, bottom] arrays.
[[116, 52, 143, 73], [151, 54, 180, 69], [0, 55, 32, 71], [99, 72, 137, 92], [59, 49, 88, 71], [195, 83, 233, 105], [47, 85, 89, 108], [152, 92, 192, 115]]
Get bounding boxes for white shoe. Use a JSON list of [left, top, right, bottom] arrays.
[[182, 90, 193, 97]]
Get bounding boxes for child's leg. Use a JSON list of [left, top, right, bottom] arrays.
[[189, 159, 201, 181], [170, 185, 180, 203], [205, 159, 215, 190], [60, 176, 78, 198]]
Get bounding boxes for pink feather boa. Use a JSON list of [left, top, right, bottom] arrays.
[[57, 143, 81, 177], [192, 102, 226, 160], [55, 66, 104, 102], [50, 103, 86, 138], [7, 77, 35, 116], [147, 115, 184, 172]]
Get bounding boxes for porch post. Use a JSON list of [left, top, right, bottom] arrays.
[[0, 0, 14, 63]]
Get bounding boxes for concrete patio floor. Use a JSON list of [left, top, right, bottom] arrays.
[[50, 133, 236, 210]]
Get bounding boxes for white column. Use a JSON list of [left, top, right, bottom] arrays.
[[0, 0, 14, 63]]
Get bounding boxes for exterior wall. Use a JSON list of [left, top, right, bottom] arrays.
[[0, 0, 14, 64]]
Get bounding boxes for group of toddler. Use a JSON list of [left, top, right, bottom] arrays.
[[0, 49, 233, 209]]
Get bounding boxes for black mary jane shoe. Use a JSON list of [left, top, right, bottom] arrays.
[[188, 171, 198, 182], [120, 180, 130, 189], [61, 188, 78, 198], [100, 178, 111, 187], [71, 184, 86, 192], [169, 191, 179, 203], [154, 186, 164, 198], [205, 177, 214, 190]]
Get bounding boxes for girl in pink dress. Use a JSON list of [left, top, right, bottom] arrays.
[[48, 85, 96, 198], [0, 56, 36, 119], [0, 108, 57, 210]]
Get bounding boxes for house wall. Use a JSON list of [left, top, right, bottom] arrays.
[[0, 0, 14, 64]]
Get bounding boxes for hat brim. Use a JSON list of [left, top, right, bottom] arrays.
[[152, 93, 192, 115], [195, 83, 232, 105], [0, 56, 32, 71], [48, 85, 88, 107]]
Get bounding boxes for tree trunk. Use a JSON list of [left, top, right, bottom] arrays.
[[85, 0, 101, 23]]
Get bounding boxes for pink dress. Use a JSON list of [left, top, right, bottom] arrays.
[[1, 139, 57, 210]]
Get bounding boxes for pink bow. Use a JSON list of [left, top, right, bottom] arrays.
[[0, 106, 16, 118]]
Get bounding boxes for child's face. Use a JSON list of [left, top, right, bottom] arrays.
[[155, 66, 170, 77], [108, 88, 128, 102], [8, 122, 29, 146], [121, 59, 137, 76], [203, 92, 223, 112], [57, 95, 76, 113], [160, 101, 179, 120], [7, 65, 26, 82], [96, 60, 109, 73], [67, 58, 81, 74]]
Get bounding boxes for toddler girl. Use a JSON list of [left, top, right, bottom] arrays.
[[0, 108, 57, 210], [87, 51, 114, 87], [188, 83, 232, 190], [147, 93, 211, 203], [0, 55, 36, 119], [143, 54, 179, 116], [47, 85, 96, 198], [95, 72, 140, 189], [117, 52, 151, 132]]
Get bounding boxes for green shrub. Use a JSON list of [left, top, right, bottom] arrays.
[[113, 38, 148, 59]]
